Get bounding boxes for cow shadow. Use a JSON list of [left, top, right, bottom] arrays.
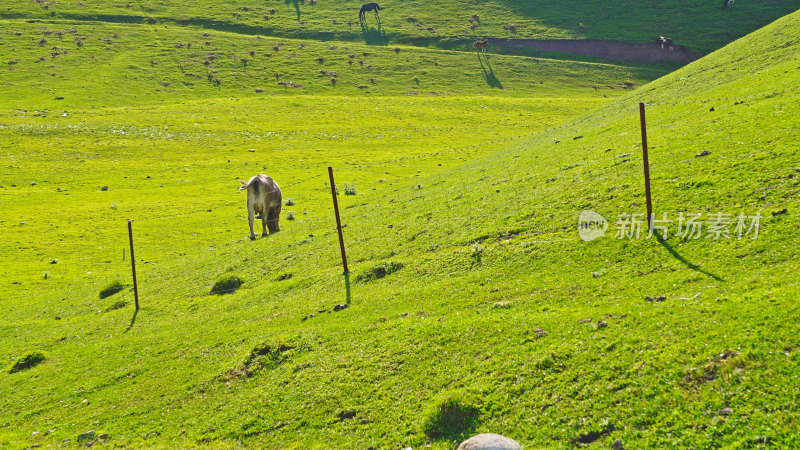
[[360, 20, 388, 45], [477, 53, 503, 88], [653, 230, 725, 281], [285, 0, 301, 20]]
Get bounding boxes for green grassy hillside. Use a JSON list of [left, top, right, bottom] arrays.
[[0, 19, 665, 110], [2, 7, 799, 449], [2, 0, 798, 52]]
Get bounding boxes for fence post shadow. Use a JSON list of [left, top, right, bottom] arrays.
[[124, 307, 139, 333], [344, 272, 351, 305], [652, 230, 725, 282]]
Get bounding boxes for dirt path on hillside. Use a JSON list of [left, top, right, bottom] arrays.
[[489, 38, 704, 64]]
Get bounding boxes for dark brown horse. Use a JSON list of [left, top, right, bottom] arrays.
[[359, 3, 380, 23]]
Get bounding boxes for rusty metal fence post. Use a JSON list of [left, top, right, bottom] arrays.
[[639, 102, 654, 230], [127, 219, 140, 310], [328, 167, 349, 274]]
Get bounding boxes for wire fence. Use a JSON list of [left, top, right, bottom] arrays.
[[8, 86, 796, 309]]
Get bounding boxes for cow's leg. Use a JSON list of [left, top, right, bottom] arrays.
[[261, 212, 269, 237], [267, 205, 281, 233], [248, 205, 256, 240]]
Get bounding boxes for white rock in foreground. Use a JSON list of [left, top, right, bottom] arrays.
[[458, 433, 522, 450]]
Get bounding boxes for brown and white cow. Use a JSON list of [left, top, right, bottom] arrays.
[[239, 174, 282, 240]]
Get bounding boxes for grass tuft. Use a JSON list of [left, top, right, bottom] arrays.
[[356, 261, 404, 282], [99, 280, 125, 298], [422, 392, 481, 440], [9, 351, 46, 374], [106, 300, 127, 312], [209, 274, 243, 295]]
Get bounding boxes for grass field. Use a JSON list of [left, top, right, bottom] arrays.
[[1, 2, 800, 449], [2, 0, 799, 52], [0, 19, 667, 111]]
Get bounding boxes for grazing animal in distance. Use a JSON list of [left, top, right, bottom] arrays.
[[359, 3, 380, 23], [656, 36, 674, 51], [240, 174, 282, 240], [723, 0, 734, 8], [473, 38, 489, 53]]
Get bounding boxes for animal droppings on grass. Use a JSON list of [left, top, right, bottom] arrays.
[[645, 295, 667, 302], [99, 280, 125, 299], [493, 301, 513, 309], [696, 150, 711, 157], [276, 273, 293, 281], [356, 261, 403, 282], [209, 274, 243, 295], [338, 410, 357, 421], [8, 351, 46, 374], [422, 392, 481, 440], [772, 208, 787, 216]]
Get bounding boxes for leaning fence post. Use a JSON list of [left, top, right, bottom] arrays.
[[639, 102, 654, 230], [328, 166, 349, 274], [127, 219, 140, 310]]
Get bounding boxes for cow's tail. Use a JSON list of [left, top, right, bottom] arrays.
[[240, 177, 260, 191]]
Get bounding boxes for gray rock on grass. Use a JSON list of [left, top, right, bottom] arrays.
[[458, 433, 521, 450]]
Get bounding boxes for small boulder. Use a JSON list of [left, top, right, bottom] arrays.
[[458, 433, 521, 450], [77, 430, 96, 442], [695, 150, 711, 157], [100, 186, 108, 191]]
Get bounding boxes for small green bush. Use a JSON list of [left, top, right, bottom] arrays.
[[210, 274, 243, 295], [99, 280, 125, 298], [343, 183, 356, 195], [9, 351, 46, 374], [287, 211, 296, 221], [285, 198, 295, 206], [422, 392, 481, 440], [356, 261, 403, 282]]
